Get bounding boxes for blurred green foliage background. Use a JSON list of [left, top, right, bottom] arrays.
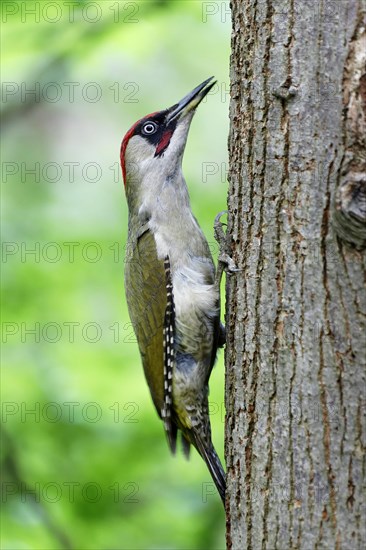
[[1, 1, 230, 548]]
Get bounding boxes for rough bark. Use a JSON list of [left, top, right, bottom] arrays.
[[225, 1, 366, 549]]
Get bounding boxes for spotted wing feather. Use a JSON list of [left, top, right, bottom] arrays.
[[161, 256, 177, 453]]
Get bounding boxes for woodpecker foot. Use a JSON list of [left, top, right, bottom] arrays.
[[214, 210, 240, 277], [214, 210, 228, 251], [218, 252, 240, 273]]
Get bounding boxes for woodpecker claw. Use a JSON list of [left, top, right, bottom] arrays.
[[214, 210, 240, 277], [218, 253, 240, 273], [214, 210, 228, 247]]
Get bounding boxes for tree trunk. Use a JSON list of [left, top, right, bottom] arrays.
[[225, 1, 366, 548]]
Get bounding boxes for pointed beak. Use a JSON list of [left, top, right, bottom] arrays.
[[166, 76, 216, 123]]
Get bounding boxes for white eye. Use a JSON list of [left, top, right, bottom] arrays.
[[142, 122, 157, 135]]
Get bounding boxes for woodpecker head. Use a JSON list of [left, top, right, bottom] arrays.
[[120, 77, 216, 193]]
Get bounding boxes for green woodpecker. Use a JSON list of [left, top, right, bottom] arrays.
[[120, 77, 225, 504]]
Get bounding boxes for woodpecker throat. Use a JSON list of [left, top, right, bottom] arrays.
[[121, 77, 226, 505]]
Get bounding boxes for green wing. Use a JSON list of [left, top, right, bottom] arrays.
[[124, 228, 167, 416]]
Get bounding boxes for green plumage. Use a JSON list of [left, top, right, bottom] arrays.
[[125, 225, 167, 416]]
